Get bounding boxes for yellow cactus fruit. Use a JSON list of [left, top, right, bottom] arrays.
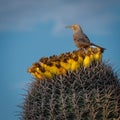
[[42, 70, 53, 79], [67, 57, 80, 71], [28, 47, 104, 80], [31, 72, 43, 79], [93, 47, 102, 61], [83, 55, 91, 68], [60, 58, 71, 71], [54, 63, 67, 75]]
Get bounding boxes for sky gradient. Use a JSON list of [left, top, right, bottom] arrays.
[[0, 0, 120, 120]]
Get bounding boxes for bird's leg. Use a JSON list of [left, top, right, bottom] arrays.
[[78, 47, 84, 51], [84, 48, 88, 54]]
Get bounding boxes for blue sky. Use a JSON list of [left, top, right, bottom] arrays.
[[0, 0, 120, 119]]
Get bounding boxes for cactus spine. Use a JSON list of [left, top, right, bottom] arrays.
[[21, 60, 120, 120]]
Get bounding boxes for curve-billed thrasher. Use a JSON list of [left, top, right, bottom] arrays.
[[66, 24, 105, 52]]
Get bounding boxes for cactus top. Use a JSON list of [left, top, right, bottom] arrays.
[[28, 47, 104, 80]]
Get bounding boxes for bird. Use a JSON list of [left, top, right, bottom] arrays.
[[66, 24, 105, 52]]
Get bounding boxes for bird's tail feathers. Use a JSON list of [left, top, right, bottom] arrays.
[[90, 43, 106, 53]]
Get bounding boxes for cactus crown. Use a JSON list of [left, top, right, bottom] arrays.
[[20, 46, 120, 120], [28, 47, 103, 80], [21, 61, 120, 120]]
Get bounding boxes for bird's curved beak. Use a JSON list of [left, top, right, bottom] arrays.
[[65, 25, 72, 28]]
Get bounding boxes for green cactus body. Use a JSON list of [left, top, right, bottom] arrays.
[[21, 61, 120, 120]]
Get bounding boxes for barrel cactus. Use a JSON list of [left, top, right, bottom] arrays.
[[20, 47, 120, 120]]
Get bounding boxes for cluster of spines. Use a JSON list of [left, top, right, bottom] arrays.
[[22, 61, 120, 120], [28, 47, 103, 80]]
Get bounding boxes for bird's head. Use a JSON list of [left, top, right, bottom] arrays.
[[65, 24, 83, 33]]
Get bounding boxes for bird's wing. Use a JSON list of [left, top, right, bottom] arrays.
[[82, 33, 90, 43], [73, 33, 90, 48], [73, 33, 90, 43]]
